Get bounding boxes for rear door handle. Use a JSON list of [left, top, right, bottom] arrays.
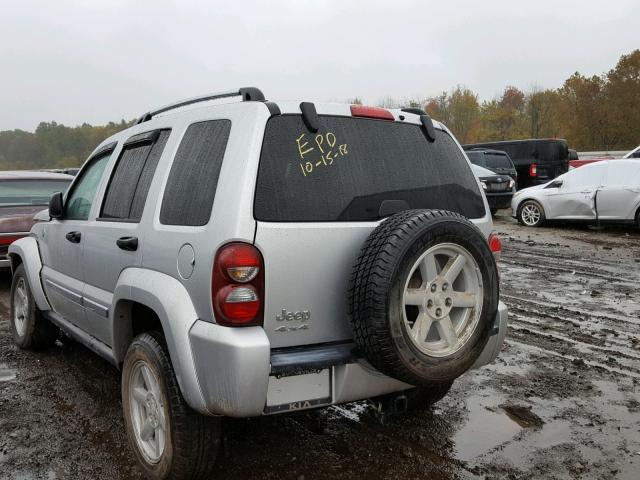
[[116, 236, 138, 251], [65, 231, 81, 243]]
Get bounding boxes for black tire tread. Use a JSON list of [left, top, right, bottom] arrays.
[[348, 209, 497, 385], [517, 199, 545, 227], [124, 332, 221, 480], [10, 264, 59, 350], [405, 381, 453, 410]]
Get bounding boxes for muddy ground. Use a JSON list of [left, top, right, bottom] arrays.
[[1, 212, 639, 479]]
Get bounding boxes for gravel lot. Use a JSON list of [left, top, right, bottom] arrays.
[[1, 212, 639, 479]]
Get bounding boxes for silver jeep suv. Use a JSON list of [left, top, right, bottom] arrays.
[[8, 88, 507, 480]]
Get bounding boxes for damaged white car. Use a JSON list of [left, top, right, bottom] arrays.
[[512, 159, 640, 227]]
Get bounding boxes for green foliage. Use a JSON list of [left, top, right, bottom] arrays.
[[0, 119, 133, 170]]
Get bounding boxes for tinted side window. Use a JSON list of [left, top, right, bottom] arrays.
[[101, 130, 170, 221], [160, 120, 231, 226], [65, 153, 111, 220], [255, 115, 484, 222]]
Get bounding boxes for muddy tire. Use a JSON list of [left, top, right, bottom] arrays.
[[348, 210, 499, 386], [122, 332, 221, 480], [10, 264, 59, 350], [517, 200, 545, 227], [404, 381, 453, 410]]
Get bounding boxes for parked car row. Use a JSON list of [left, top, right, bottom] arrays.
[[465, 141, 640, 228], [464, 138, 569, 189]]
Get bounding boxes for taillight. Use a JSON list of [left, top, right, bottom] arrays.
[[488, 232, 502, 260], [212, 242, 264, 327], [350, 105, 395, 121], [529, 163, 537, 177]]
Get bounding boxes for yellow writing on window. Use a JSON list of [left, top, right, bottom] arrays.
[[296, 134, 314, 160], [297, 131, 349, 177]]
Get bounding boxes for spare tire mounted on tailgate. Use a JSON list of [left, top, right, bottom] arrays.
[[348, 209, 499, 385]]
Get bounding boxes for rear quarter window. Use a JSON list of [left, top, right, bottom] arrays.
[[160, 120, 231, 226], [255, 115, 484, 222]]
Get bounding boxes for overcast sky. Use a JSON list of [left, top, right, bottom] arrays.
[[1, 0, 638, 131]]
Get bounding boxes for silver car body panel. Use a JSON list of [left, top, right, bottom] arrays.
[[111, 267, 210, 413], [512, 159, 640, 221], [14, 98, 506, 417]]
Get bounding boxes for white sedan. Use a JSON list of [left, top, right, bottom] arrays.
[[511, 159, 640, 227]]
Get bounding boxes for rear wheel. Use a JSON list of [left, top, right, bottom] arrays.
[[10, 264, 59, 350], [122, 332, 221, 480], [518, 200, 545, 227]]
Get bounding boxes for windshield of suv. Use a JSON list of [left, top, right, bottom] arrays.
[[255, 115, 484, 221], [485, 153, 512, 169], [0, 179, 72, 206]]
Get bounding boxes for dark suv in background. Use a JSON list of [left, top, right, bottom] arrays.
[[463, 139, 569, 189], [465, 149, 518, 185]]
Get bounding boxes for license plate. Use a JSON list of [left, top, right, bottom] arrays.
[[264, 369, 332, 414]]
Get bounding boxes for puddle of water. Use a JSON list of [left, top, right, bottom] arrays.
[[453, 394, 522, 461], [0, 363, 17, 382]]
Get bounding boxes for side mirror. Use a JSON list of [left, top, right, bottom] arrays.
[[49, 192, 64, 219], [549, 179, 563, 188]]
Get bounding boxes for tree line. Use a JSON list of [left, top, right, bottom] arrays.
[[0, 50, 638, 171], [0, 120, 134, 170], [375, 49, 640, 151]]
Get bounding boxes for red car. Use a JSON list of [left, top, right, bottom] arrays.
[[0, 171, 73, 268]]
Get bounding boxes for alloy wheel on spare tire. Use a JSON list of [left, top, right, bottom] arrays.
[[348, 209, 499, 386], [518, 200, 545, 227]]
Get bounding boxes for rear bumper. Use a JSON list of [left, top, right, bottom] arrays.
[[471, 300, 508, 369], [189, 301, 508, 417], [0, 255, 10, 269]]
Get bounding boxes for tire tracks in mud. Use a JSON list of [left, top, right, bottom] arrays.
[[497, 236, 640, 382]]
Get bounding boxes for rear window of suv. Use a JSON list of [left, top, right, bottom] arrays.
[[255, 115, 484, 222], [485, 153, 512, 169]]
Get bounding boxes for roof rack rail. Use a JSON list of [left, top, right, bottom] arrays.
[[135, 87, 266, 124]]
